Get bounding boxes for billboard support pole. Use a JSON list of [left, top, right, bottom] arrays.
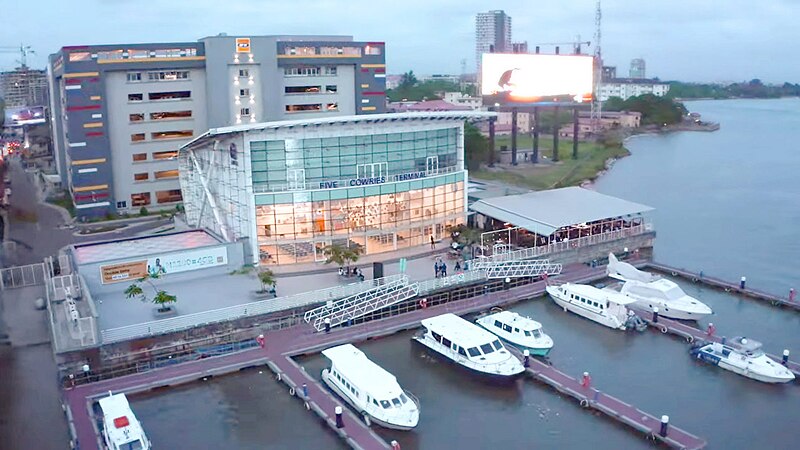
[[552, 105, 560, 162], [511, 108, 518, 166], [572, 107, 579, 159], [488, 110, 496, 167], [532, 107, 540, 164]]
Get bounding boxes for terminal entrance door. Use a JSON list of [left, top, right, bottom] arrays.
[[314, 240, 331, 262]]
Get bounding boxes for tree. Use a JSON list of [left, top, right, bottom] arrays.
[[447, 224, 482, 259], [464, 122, 489, 171], [125, 273, 177, 312], [399, 70, 418, 89], [322, 243, 363, 271], [257, 268, 276, 294]]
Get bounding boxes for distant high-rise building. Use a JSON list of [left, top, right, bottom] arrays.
[[475, 10, 512, 77], [0, 66, 49, 108], [630, 58, 646, 79], [602, 66, 617, 81], [511, 42, 528, 54]]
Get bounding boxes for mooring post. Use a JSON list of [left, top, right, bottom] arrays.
[[660, 415, 670, 437], [523, 349, 530, 368], [302, 383, 308, 399], [783, 350, 790, 366], [335, 406, 344, 428], [504, 277, 511, 290], [789, 288, 796, 302], [324, 318, 331, 334], [652, 307, 659, 324], [740, 276, 746, 289]]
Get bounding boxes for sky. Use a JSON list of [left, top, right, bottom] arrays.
[[0, 0, 797, 84]]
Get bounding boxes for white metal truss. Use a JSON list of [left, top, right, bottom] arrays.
[[308, 277, 420, 331], [302, 274, 407, 323], [470, 259, 563, 279]]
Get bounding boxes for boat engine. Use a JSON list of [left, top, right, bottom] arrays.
[[624, 312, 648, 332]]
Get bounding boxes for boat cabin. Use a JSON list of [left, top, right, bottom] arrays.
[[487, 311, 545, 339], [98, 393, 150, 450], [421, 313, 509, 361]]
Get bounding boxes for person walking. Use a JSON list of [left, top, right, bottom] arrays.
[[441, 261, 447, 277], [430, 235, 436, 249], [454, 260, 462, 272], [434, 260, 440, 278]]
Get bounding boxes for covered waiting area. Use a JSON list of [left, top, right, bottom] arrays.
[[469, 187, 654, 256]]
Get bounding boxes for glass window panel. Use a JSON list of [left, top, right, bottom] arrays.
[[255, 194, 273, 205], [395, 181, 410, 192], [306, 168, 323, 179], [251, 161, 268, 171], [339, 136, 356, 145], [323, 167, 340, 177], [252, 172, 267, 183], [304, 138, 321, 148], [380, 184, 395, 194], [312, 191, 330, 201], [250, 141, 267, 151], [251, 150, 267, 162], [410, 180, 424, 190], [423, 178, 436, 188], [330, 189, 348, 200], [322, 137, 339, 147], [267, 140, 285, 150], [268, 170, 287, 181], [364, 186, 381, 197], [348, 187, 364, 198], [274, 193, 293, 203]]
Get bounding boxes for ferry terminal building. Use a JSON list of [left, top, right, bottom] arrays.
[[179, 111, 495, 265]]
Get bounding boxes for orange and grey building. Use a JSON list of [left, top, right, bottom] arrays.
[[48, 35, 386, 219]]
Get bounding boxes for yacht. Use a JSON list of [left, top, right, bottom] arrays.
[[475, 310, 554, 356], [546, 282, 639, 330], [98, 392, 151, 450], [321, 344, 420, 430], [691, 337, 795, 384], [606, 253, 713, 320], [413, 313, 525, 377]]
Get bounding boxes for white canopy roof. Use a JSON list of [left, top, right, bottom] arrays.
[[322, 344, 403, 398], [421, 313, 500, 348], [470, 187, 654, 236]]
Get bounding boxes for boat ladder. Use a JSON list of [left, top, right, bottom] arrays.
[[307, 276, 420, 331], [470, 258, 563, 279]]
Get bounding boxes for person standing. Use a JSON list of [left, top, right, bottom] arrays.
[[434, 261, 440, 278], [430, 235, 435, 249], [441, 262, 447, 277]]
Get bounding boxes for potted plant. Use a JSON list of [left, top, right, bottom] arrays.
[[125, 272, 178, 317], [256, 268, 277, 297]]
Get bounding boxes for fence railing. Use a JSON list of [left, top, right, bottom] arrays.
[[100, 274, 406, 344], [0, 262, 46, 289], [483, 224, 650, 262], [416, 269, 487, 295]]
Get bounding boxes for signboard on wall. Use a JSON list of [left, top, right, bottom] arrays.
[[236, 38, 251, 53], [100, 246, 229, 284]]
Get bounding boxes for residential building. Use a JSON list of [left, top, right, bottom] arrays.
[[48, 35, 386, 219], [598, 78, 670, 101], [629, 58, 646, 79], [443, 92, 482, 110], [0, 66, 49, 108], [511, 42, 528, 54], [602, 66, 617, 81], [558, 111, 642, 139], [476, 10, 512, 78], [418, 74, 461, 84], [179, 111, 494, 265]]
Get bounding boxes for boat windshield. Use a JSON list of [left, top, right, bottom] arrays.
[[467, 347, 481, 357], [392, 398, 402, 407], [745, 349, 765, 357], [491, 340, 503, 351], [400, 393, 409, 404], [480, 343, 495, 354], [121, 440, 143, 450], [525, 329, 542, 338], [380, 400, 391, 409], [663, 286, 685, 301]]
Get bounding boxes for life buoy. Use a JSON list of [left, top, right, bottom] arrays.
[[686, 335, 694, 343], [671, 272, 677, 277], [419, 299, 428, 309], [660, 326, 668, 334], [580, 399, 590, 408]]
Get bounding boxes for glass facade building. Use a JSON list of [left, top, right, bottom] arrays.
[[179, 112, 493, 265]]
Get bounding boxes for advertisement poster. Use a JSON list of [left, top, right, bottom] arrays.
[[100, 246, 228, 284], [481, 53, 594, 105]]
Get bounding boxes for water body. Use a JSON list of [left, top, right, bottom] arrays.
[[595, 98, 800, 296], [32, 99, 799, 450]]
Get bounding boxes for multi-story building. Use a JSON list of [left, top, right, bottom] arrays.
[[630, 58, 646, 79], [599, 78, 670, 102], [602, 66, 617, 81], [179, 111, 493, 265], [48, 35, 386, 219], [476, 10, 512, 78], [511, 41, 528, 54], [0, 66, 49, 108]]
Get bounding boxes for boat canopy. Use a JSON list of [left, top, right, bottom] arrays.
[[607, 253, 660, 283], [731, 337, 764, 353], [322, 344, 403, 398], [98, 393, 146, 448], [486, 311, 542, 330], [421, 313, 501, 348]]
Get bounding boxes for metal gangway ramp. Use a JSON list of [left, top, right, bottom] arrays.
[[306, 276, 420, 332], [471, 258, 563, 279]]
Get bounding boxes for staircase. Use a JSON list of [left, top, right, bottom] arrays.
[[470, 258, 563, 279], [306, 277, 420, 331]]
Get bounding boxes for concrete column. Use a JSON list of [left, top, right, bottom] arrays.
[[552, 105, 560, 162], [511, 108, 518, 165], [572, 107, 579, 159]]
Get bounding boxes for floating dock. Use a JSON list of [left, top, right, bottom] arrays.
[[632, 307, 800, 378], [63, 262, 708, 450], [647, 262, 799, 311]]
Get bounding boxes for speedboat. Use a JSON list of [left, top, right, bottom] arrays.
[[606, 253, 713, 320], [475, 310, 554, 356], [690, 337, 795, 384], [98, 392, 151, 450], [321, 344, 419, 430], [546, 282, 640, 330], [413, 313, 525, 377]]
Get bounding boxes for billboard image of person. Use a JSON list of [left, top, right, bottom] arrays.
[[5, 106, 47, 126], [481, 53, 594, 106]]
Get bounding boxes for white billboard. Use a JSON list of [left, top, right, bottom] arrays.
[[100, 246, 228, 284], [481, 53, 594, 105]]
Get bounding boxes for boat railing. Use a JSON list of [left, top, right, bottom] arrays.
[[405, 389, 422, 414]]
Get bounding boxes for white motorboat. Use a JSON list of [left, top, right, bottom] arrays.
[[98, 392, 151, 450], [321, 344, 419, 430], [475, 310, 554, 356], [606, 253, 713, 320], [691, 337, 795, 384], [546, 283, 639, 330], [413, 313, 525, 377]]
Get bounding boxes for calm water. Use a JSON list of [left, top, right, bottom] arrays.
[[128, 99, 799, 450]]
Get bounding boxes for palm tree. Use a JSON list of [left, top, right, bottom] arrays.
[[124, 283, 144, 300], [152, 291, 177, 311], [125, 273, 177, 312], [257, 268, 276, 294]]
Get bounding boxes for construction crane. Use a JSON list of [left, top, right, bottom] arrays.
[[533, 37, 591, 55], [0, 44, 35, 68]]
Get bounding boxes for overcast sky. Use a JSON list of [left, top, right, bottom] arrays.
[[1, 0, 796, 83]]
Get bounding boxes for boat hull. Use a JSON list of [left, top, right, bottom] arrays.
[[475, 319, 553, 356], [547, 287, 625, 330], [321, 369, 417, 430], [630, 299, 711, 320], [693, 349, 795, 384]]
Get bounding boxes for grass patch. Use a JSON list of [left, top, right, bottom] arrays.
[[47, 194, 76, 217], [473, 141, 629, 191]]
